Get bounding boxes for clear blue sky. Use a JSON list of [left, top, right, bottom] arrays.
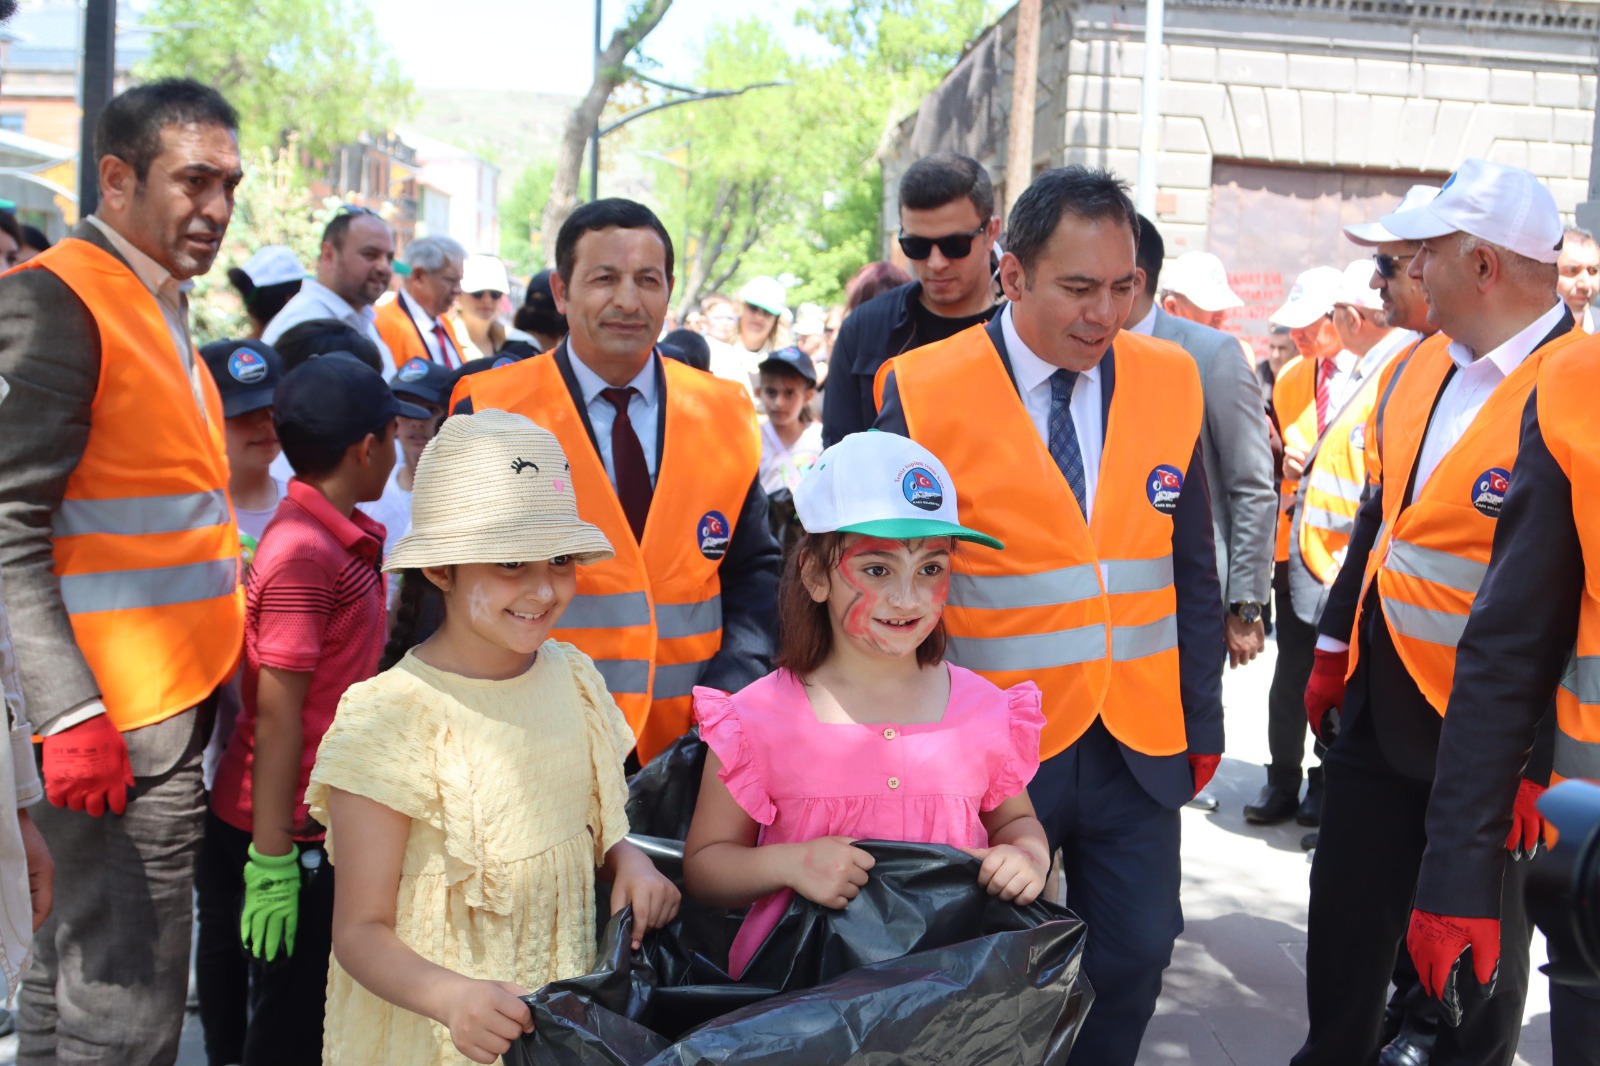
[[365, 0, 836, 93]]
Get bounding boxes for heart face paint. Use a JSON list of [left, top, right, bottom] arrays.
[[827, 536, 953, 660]]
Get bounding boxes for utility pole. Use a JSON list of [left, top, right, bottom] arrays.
[[78, 0, 116, 216], [1135, 0, 1165, 216], [588, 0, 602, 202], [1005, 0, 1042, 218]]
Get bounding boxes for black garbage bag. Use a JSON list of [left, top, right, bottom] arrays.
[[512, 841, 1092, 1066], [624, 731, 707, 842]]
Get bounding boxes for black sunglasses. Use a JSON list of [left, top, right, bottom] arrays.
[[897, 223, 987, 261], [1373, 252, 1415, 280], [468, 290, 505, 300]]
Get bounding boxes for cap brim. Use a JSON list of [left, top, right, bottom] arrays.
[[1268, 301, 1332, 329], [836, 517, 1004, 550], [393, 398, 433, 420], [1186, 288, 1245, 312], [1379, 204, 1455, 241], [756, 358, 816, 384], [382, 523, 616, 572], [1342, 221, 1398, 247], [221, 388, 276, 419], [393, 386, 444, 407]]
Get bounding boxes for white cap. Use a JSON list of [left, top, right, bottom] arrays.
[[794, 432, 1003, 549], [1269, 266, 1346, 329], [1344, 185, 1441, 246], [1160, 252, 1244, 312], [1338, 259, 1384, 311], [793, 302, 827, 336], [1380, 159, 1564, 264], [738, 275, 787, 317], [236, 245, 305, 288], [462, 254, 510, 294]]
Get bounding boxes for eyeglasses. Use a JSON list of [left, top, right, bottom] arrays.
[[468, 290, 505, 300], [897, 223, 988, 261], [1373, 252, 1416, 280]]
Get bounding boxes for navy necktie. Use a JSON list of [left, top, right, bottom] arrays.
[[1048, 368, 1088, 517]]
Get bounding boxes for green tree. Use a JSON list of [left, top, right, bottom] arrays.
[[500, 160, 557, 277], [139, 0, 414, 158]]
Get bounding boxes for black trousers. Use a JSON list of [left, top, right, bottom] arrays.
[[1291, 711, 1533, 1066], [1267, 560, 1320, 785], [1551, 982, 1600, 1066], [194, 810, 334, 1066]]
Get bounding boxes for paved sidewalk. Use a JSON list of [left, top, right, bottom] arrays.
[[1, 639, 1558, 1065]]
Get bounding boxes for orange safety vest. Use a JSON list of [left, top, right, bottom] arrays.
[[1347, 327, 1589, 712], [375, 291, 464, 372], [22, 239, 244, 732], [455, 351, 760, 762], [1537, 346, 1600, 785], [1272, 356, 1314, 564], [877, 325, 1204, 760]]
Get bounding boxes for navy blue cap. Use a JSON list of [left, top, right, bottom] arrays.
[[757, 345, 817, 385], [200, 339, 284, 418], [390, 357, 454, 407], [273, 353, 430, 454]]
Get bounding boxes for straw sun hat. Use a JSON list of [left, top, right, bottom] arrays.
[[383, 409, 614, 571]]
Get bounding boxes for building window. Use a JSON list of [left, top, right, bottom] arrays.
[[0, 114, 25, 134]]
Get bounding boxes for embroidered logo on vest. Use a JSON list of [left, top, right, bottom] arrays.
[[697, 510, 731, 560], [1146, 465, 1184, 515], [1472, 467, 1511, 518]]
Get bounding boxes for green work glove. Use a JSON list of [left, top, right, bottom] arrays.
[[240, 843, 301, 962]]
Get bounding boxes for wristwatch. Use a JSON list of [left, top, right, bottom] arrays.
[[1229, 601, 1263, 624]]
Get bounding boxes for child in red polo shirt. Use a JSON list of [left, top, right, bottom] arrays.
[[196, 354, 431, 1066]]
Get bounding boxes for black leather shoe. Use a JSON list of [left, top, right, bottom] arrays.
[[1301, 830, 1318, 851], [1378, 1033, 1432, 1066], [1243, 784, 1296, 823], [1297, 766, 1324, 826]]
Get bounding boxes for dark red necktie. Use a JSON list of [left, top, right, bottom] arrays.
[[432, 323, 456, 369], [600, 386, 653, 541], [1315, 357, 1333, 435]]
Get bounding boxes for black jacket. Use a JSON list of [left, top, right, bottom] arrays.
[[821, 281, 1001, 448]]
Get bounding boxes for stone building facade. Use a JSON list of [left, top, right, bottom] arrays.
[[885, 0, 1600, 348]]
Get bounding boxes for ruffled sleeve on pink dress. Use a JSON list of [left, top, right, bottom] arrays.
[[691, 667, 1045, 978]]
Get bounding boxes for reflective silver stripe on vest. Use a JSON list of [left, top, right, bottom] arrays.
[[1308, 469, 1365, 502], [1560, 654, 1600, 705], [656, 598, 722, 640], [947, 624, 1108, 673], [58, 558, 237, 615], [1385, 539, 1489, 596], [560, 591, 651, 630], [1112, 616, 1179, 661], [52, 489, 232, 539], [1554, 730, 1600, 780], [654, 659, 710, 700], [950, 564, 1100, 611], [1302, 506, 1355, 535], [1103, 555, 1174, 595], [1382, 598, 1468, 647], [592, 658, 650, 695]]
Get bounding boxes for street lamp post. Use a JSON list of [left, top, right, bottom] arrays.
[[78, 0, 115, 215]]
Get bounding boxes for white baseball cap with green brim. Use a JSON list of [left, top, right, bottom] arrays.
[[793, 431, 1004, 550]]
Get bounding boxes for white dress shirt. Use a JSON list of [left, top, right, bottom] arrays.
[[568, 348, 661, 489], [1411, 302, 1567, 501], [397, 289, 459, 368], [1001, 304, 1104, 521], [261, 278, 394, 369], [1127, 302, 1159, 337]]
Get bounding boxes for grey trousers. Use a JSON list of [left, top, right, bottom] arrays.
[[16, 707, 208, 1066]]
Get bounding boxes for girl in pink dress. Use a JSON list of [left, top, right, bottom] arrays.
[[683, 431, 1051, 978]]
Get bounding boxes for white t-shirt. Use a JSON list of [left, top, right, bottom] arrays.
[[759, 420, 824, 495], [358, 464, 413, 610], [235, 477, 288, 548]]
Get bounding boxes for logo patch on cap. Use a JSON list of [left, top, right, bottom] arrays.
[[228, 348, 268, 384], [492, 356, 517, 368], [1472, 467, 1511, 518], [398, 357, 430, 382], [697, 510, 730, 560], [901, 466, 943, 512], [1146, 465, 1184, 515]]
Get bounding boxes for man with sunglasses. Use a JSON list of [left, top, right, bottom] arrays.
[[1289, 160, 1587, 1066], [821, 152, 1001, 446], [263, 206, 395, 371]]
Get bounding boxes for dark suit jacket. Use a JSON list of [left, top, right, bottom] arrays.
[[876, 315, 1226, 809], [457, 342, 782, 694]]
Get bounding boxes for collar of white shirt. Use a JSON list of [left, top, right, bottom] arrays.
[[300, 277, 377, 326], [1127, 302, 1159, 337], [399, 288, 444, 337], [86, 214, 191, 301], [1445, 302, 1568, 375], [568, 344, 659, 410], [1001, 303, 1102, 396]]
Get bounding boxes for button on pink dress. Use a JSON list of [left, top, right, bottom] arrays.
[[692, 664, 1045, 977]]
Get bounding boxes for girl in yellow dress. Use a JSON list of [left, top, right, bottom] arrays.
[[307, 410, 679, 1065]]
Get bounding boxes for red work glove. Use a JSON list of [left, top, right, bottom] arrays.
[[1304, 647, 1349, 743], [42, 714, 133, 817], [1506, 778, 1547, 859], [1188, 753, 1220, 797], [1407, 909, 1500, 1027]]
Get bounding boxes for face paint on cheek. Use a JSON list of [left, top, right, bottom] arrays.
[[467, 582, 493, 625], [834, 542, 893, 650]]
